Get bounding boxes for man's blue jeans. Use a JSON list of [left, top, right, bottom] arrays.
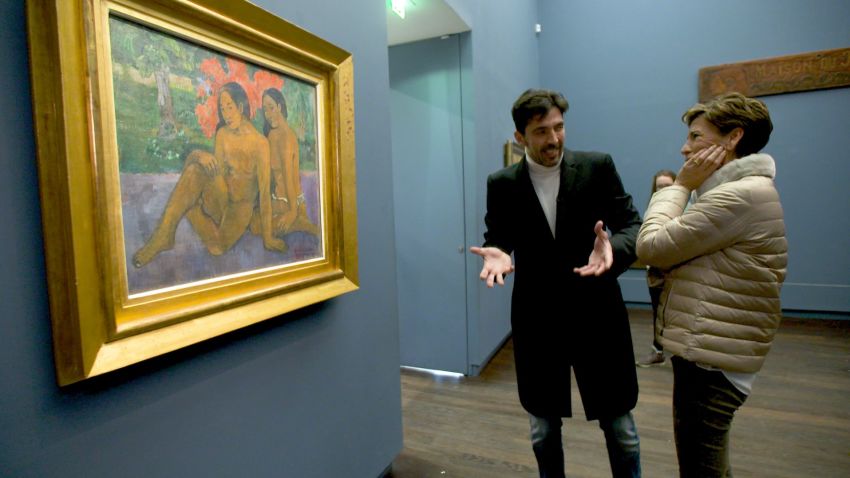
[[529, 411, 641, 478], [671, 357, 747, 478]]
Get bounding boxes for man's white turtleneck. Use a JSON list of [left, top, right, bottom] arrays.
[[526, 153, 562, 238]]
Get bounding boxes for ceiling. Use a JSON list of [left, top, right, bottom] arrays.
[[386, 0, 470, 46]]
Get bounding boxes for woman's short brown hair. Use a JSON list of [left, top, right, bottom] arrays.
[[682, 92, 773, 157]]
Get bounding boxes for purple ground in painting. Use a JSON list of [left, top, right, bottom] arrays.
[[121, 172, 322, 296]]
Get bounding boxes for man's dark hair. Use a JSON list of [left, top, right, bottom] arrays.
[[511, 89, 569, 134]]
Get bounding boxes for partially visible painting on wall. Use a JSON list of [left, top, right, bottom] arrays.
[[698, 47, 850, 102], [27, 0, 358, 385], [504, 140, 524, 167]]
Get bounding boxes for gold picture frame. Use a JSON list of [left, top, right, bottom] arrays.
[[504, 140, 524, 167], [27, 0, 358, 385]]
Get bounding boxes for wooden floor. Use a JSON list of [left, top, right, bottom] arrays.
[[389, 308, 850, 478]]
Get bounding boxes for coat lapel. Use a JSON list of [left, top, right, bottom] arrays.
[[555, 150, 577, 241], [516, 158, 555, 242], [559, 150, 577, 199]]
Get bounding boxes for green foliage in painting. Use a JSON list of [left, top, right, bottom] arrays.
[[109, 14, 319, 174], [283, 78, 318, 171], [112, 72, 211, 173], [110, 16, 202, 78]]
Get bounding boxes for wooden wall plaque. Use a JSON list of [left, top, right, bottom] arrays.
[[699, 47, 850, 102]]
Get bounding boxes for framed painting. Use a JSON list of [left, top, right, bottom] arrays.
[[27, 0, 358, 385], [504, 140, 524, 167]]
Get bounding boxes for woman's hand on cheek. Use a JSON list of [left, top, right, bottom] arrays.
[[676, 144, 726, 190]]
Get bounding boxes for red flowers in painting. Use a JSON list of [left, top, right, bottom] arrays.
[[195, 57, 285, 138]]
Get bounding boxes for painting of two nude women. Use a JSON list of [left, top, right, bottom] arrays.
[[111, 16, 322, 296]]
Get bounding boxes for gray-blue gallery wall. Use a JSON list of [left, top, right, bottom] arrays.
[[390, 0, 541, 374], [391, 34, 471, 373], [452, 0, 543, 368], [537, 0, 850, 313], [0, 0, 402, 477]]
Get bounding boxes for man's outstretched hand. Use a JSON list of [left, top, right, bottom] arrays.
[[573, 220, 613, 276], [469, 246, 514, 288]]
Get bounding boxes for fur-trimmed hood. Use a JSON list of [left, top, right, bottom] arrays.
[[695, 153, 776, 198]]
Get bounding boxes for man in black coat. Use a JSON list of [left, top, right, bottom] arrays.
[[470, 89, 642, 478]]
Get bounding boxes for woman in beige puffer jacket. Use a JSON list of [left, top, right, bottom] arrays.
[[636, 92, 787, 478]]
